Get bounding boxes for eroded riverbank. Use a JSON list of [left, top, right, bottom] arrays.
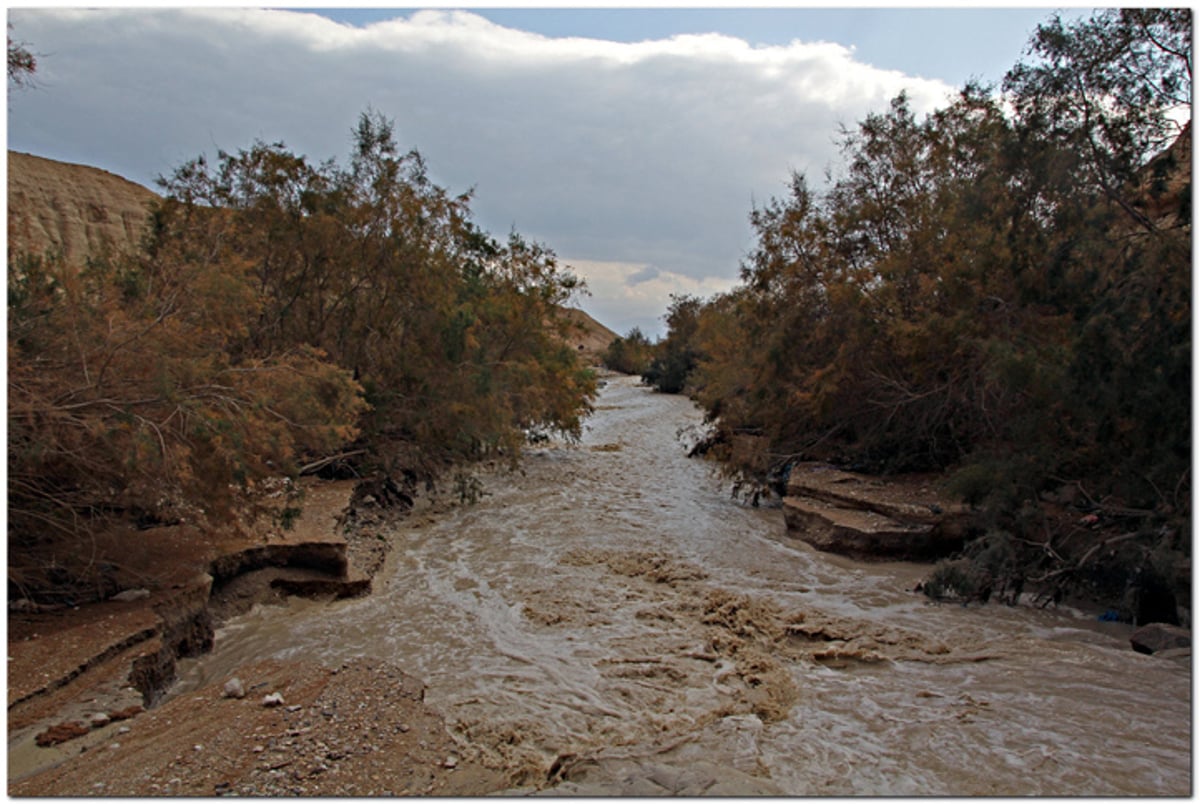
[[14, 375, 1189, 795], [168, 375, 1190, 795]]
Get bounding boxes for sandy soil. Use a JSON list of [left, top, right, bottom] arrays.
[[10, 657, 508, 796]]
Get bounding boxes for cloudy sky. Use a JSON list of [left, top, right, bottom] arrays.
[[6, 5, 1082, 337]]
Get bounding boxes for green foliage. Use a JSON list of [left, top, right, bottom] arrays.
[[923, 559, 993, 603], [276, 506, 303, 532], [945, 450, 1051, 524], [1004, 9, 1191, 212], [923, 531, 1024, 606], [451, 470, 486, 505], [655, 10, 1189, 607], [602, 327, 654, 375], [958, 530, 1029, 604], [643, 295, 703, 393]]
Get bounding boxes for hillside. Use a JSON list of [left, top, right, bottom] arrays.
[[8, 151, 159, 266], [560, 305, 619, 361], [7, 151, 620, 354]]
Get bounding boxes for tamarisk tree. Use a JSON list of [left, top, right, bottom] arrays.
[[9, 111, 596, 600], [658, 9, 1190, 609]]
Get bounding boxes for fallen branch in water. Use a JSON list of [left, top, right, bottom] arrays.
[[1028, 532, 1142, 585]]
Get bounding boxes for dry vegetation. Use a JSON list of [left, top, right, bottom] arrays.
[[8, 112, 607, 606], [613, 10, 1191, 617]]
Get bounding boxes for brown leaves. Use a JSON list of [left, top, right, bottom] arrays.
[[10, 111, 597, 593], [8, 240, 366, 551]]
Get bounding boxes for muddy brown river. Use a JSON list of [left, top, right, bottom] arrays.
[[176, 375, 1191, 795]]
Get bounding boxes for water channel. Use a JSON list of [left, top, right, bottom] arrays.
[[176, 374, 1191, 795]]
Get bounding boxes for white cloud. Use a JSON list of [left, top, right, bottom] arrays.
[[568, 259, 740, 340], [8, 8, 959, 335]]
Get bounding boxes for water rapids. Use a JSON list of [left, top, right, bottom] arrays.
[[175, 375, 1191, 795]]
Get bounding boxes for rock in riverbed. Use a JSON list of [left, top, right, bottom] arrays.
[[1130, 623, 1191, 655], [11, 658, 508, 797]]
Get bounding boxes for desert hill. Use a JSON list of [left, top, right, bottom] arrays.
[[560, 305, 619, 360], [8, 151, 159, 266], [6, 150, 621, 353]]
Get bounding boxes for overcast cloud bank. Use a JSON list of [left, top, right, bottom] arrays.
[[8, 8, 959, 336]]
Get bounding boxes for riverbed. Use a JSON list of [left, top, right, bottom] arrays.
[[175, 374, 1191, 795]]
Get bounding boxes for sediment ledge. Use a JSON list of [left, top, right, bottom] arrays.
[[781, 463, 973, 561], [7, 478, 389, 775]]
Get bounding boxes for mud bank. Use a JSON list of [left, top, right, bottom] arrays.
[[9, 657, 506, 797], [7, 479, 419, 789]]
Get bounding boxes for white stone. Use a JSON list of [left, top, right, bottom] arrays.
[[262, 692, 285, 707], [223, 677, 246, 699], [110, 588, 151, 602]]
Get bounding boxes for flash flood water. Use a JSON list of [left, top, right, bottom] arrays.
[[176, 375, 1190, 795]]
